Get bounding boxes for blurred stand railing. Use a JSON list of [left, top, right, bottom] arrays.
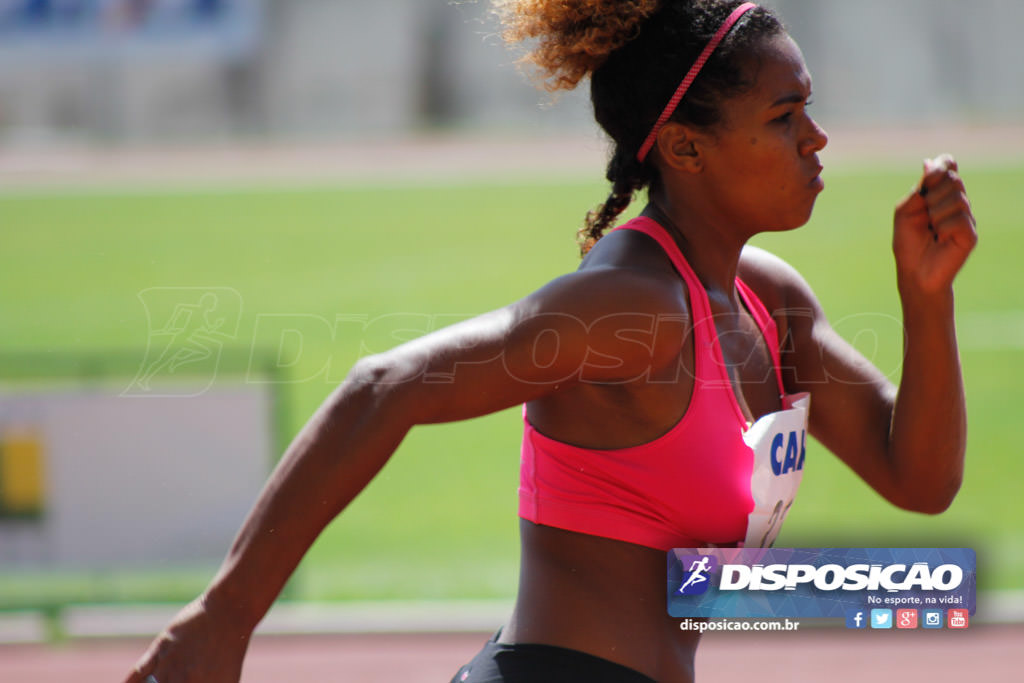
[[1, 1, 1021, 147]]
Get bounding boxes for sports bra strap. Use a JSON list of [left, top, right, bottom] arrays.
[[735, 279, 786, 397], [613, 217, 785, 398]]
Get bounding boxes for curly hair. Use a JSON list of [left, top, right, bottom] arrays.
[[495, 0, 784, 254], [493, 0, 660, 92]]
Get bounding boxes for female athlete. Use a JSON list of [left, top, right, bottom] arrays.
[[126, 1, 977, 681]]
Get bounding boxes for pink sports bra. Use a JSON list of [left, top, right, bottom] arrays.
[[518, 216, 799, 551]]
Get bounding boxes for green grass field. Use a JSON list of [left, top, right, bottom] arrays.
[[1, 163, 1020, 610]]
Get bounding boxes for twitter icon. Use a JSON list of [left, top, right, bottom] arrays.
[[870, 609, 893, 629]]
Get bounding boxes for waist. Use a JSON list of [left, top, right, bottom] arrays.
[[505, 519, 702, 682]]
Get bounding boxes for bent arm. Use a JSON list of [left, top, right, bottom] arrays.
[[775, 155, 975, 514], [783, 286, 965, 514]]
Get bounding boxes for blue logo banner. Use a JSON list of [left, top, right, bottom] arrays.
[[666, 548, 976, 618]]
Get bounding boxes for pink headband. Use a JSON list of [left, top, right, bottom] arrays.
[[636, 2, 758, 163]]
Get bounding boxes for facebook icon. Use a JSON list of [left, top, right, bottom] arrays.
[[846, 609, 867, 629]]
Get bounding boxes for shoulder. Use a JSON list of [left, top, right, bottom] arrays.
[[507, 228, 691, 383], [738, 244, 823, 316], [531, 226, 690, 320], [582, 222, 683, 282]]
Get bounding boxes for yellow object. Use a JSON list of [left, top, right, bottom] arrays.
[[0, 429, 45, 515]]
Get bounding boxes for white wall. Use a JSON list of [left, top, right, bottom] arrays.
[[0, 386, 271, 569], [772, 0, 1024, 126]]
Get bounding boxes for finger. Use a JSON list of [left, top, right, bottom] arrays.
[[919, 154, 961, 195], [935, 152, 958, 172], [918, 161, 971, 243], [921, 171, 967, 205], [125, 655, 157, 683], [123, 664, 152, 683], [926, 153, 958, 175], [925, 192, 971, 230], [920, 167, 960, 198], [925, 188, 975, 230], [927, 197, 978, 251], [929, 203, 975, 235], [894, 191, 935, 247], [931, 210, 978, 247], [895, 184, 929, 219], [124, 639, 162, 683]]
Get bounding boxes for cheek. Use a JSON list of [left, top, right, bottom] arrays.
[[750, 145, 803, 194], [736, 137, 783, 173], [734, 147, 793, 195], [707, 136, 798, 201]]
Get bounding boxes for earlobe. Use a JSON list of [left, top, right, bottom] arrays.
[[655, 123, 703, 174]]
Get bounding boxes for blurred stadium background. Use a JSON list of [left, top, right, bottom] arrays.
[[1, 0, 1022, 678]]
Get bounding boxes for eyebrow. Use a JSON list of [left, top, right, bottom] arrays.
[[769, 91, 811, 108]]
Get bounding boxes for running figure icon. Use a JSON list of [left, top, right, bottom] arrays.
[[678, 556, 715, 595]]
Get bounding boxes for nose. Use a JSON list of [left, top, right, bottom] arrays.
[[801, 116, 829, 156]]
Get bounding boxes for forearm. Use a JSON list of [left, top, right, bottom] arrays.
[[888, 285, 966, 512], [202, 369, 412, 633]]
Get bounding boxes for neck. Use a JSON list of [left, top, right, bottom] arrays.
[[641, 195, 747, 296]]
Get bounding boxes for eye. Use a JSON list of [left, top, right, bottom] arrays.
[[774, 98, 813, 124]]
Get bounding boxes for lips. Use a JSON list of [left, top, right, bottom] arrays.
[[809, 163, 824, 189]]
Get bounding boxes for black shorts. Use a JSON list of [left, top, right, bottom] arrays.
[[450, 632, 656, 683]]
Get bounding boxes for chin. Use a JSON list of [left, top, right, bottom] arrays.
[[752, 198, 819, 234], [785, 199, 820, 230], [763, 214, 813, 233]]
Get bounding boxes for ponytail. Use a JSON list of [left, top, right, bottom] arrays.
[[579, 147, 651, 255]]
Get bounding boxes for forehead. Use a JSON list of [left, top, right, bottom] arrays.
[[746, 34, 812, 102]]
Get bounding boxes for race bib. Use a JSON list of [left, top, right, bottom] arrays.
[[741, 393, 810, 548]]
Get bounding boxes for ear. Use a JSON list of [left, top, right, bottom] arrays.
[[654, 122, 704, 174]]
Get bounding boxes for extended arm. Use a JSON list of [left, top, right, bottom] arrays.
[[125, 266, 687, 683]]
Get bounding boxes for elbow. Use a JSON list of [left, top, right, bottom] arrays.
[[896, 475, 963, 515], [347, 354, 393, 392], [907, 497, 954, 516], [924, 479, 963, 515], [885, 438, 966, 514], [337, 353, 422, 425]]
